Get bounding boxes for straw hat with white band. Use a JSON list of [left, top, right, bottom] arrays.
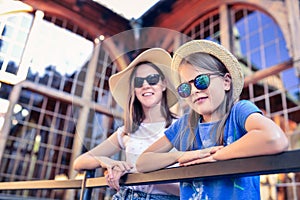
[[109, 48, 178, 109], [171, 39, 244, 101]]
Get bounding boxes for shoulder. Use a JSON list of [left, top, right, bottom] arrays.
[[233, 99, 255, 108], [115, 125, 125, 134], [227, 100, 262, 130], [113, 125, 127, 148], [232, 100, 262, 113], [173, 113, 189, 125], [166, 114, 189, 133]]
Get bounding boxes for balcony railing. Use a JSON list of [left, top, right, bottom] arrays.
[[0, 149, 300, 200]]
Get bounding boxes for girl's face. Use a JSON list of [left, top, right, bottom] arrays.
[[178, 63, 231, 122], [134, 64, 166, 109]]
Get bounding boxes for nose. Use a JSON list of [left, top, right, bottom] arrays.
[[190, 83, 200, 95], [141, 80, 150, 87]]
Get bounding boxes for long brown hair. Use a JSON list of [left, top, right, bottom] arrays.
[[123, 61, 175, 134]]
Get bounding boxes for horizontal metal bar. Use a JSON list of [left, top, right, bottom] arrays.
[[86, 149, 300, 188], [0, 179, 82, 190], [19, 80, 123, 118], [1, 149, 300, 190]]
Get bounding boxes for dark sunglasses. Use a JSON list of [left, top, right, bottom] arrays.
[[134, 74, 161, 88], [177, 73, 224, 98]]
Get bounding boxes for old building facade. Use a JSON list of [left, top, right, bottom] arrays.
[[0, 0, 299, 199]]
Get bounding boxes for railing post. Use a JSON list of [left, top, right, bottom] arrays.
[[80, 170, 95, 200]]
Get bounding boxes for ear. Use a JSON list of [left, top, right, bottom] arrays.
[[223, 73, 231, 91], [162, 80, 167, 91]]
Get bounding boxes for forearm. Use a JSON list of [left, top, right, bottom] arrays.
[[73, 154, 102, 171], [73, 132, 122, 171], [213, 129, 288, 160], [136, 151, 181, 172]]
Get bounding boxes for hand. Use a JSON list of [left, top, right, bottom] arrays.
[[179, 155, 217, 166], [105, 165, 127, 191], [99, 157, 133, 174], [98, 157, 133, 191], [177, 146, 223, 166]]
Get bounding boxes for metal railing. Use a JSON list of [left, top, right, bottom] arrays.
[[1, 149, 300, 200]]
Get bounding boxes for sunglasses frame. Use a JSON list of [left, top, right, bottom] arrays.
[[134, 74, 161, 88], [177, 72, 224, 98]]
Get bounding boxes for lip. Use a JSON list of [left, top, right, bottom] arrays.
[[193, 96, 208, 103]]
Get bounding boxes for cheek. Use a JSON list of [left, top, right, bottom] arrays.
[[210, 81, 227, 101], [211, 89, 226, 103], [184, 97, 196, 109], [155, 83, 166, 92], [213, 78, 231, 92], [134, 88, 142, 98]]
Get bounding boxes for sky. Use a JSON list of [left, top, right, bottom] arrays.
[[1, 0, 160, 77], [93, 0, 159, 19], [28, 19, 93, 75]]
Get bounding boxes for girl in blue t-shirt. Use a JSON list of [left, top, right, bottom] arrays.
[[136, 40, 289, 200]]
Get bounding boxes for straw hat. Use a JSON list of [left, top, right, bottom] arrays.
[[171, 40, 244, 101], [109, 48, 178, 109]]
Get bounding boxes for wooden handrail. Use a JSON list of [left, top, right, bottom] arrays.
[[0, 149, 300, 199]]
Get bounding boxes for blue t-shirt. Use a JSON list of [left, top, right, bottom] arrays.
[[165, 100, 262, 200]]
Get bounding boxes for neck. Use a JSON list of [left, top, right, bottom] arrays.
[[142, 104, 165, 123], [202, 112, 222, 123]]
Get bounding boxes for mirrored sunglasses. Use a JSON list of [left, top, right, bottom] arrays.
[[134, 74, 161, 88], [177, 73, 224, 98]]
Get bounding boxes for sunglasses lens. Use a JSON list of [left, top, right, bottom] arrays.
[[147, 74, 160, 85], [134, 77, 144, 88], [177, 83, 191, 98], [134, 74, 160, 88], [194, 74, 210, 90]]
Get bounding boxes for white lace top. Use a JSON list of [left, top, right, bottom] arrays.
[[116, 121, 179, 195]]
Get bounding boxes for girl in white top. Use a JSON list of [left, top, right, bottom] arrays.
[[73, 48, 180, 200]]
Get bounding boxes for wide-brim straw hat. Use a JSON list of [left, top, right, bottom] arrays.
[[171, 39, 244, 101], [109, 48, 178, 109]]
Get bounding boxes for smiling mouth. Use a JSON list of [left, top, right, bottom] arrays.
[[142, 92, 154, 96]]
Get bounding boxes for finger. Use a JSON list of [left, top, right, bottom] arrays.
[[196, 149, 210, 159], [181, 160, 201, 166], [114, 179, 120, 191], [180, 159, 199, 166], [110, 172, 122, 191], [116, 163, 126, 172], [114, 164, 130, 175], [104, 170, 108, 176], [106, 173, 117, 190], [110, 180, 118, 190], [105, 174, 114, 188], [180, 156, 216, 166], [201, 152, 211, 158], [117, 162, 133, 172], [107, 166, 116, 179], [210, 147, 223, 154], [178, 156, 194, 164], [105, 174, 109, 182]]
